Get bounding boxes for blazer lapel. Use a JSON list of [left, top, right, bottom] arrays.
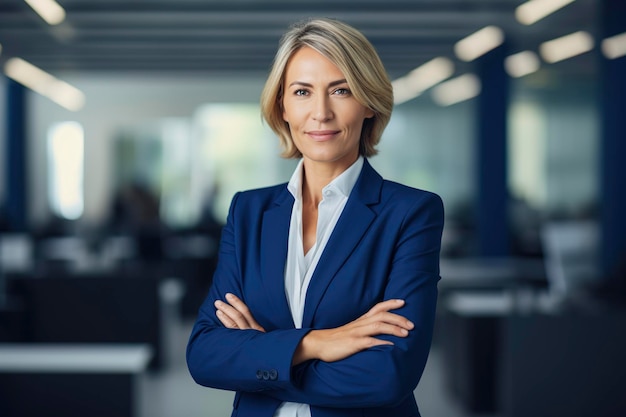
[[301, 160, 383, 328], [260, 188, 296, 329]]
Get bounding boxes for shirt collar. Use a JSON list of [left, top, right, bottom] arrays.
[[287, 156, 364, 200]]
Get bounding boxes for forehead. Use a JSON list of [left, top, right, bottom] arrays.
[[284, 46, 345, 81]]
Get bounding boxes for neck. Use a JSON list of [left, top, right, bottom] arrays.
[[301, 156, 358, 206]]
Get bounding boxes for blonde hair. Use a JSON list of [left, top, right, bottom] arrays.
[[260, 18, 394, 158]]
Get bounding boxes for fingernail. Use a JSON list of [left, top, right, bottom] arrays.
[[226, 293, 234, 300], [407, 320, 414, 329], [214, 300, 223, 307], [401, 329, 409, 335]]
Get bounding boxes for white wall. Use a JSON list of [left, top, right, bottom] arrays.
[[28, 73, 266, 226]]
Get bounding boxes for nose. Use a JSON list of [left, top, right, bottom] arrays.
[[312, 95, 333, 122]]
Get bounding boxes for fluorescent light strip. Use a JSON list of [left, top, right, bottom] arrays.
[[454, 26, 505, 62], [4, 58, 85, 111], [24, 0, 65, 25], [392, 78, 416, 105], [516, 0, 576, 26], [431, 74, 481, 107], [505, 51, 541, 78], [393, 57, 454, 105], [539, 31, 594, 63], [602, 32, 626, 59]]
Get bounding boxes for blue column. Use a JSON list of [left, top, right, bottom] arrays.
[[475, 44, 510, 257], [5, 79, 28, 232], [599, 0, 626, 277]]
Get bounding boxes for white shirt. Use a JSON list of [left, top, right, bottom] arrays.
[[273, 157, 364, 417]]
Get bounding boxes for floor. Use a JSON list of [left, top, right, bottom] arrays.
[[139, 306, 474, 417]]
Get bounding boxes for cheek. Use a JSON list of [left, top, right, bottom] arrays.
[[282, 101, 297, 124], [282, 102, 291, 122], [348, 113, 368, 131], [283, 105, 306, 126], [282, 102, 288, 122]]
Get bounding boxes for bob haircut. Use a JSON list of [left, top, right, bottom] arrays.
[[260, 18, 394, 158]]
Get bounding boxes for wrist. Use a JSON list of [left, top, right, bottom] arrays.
[[292, 330, 320, 365]]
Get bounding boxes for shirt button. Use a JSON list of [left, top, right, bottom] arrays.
[[256, 370, 263, 380], [262, 370, 270, 380], [269, 369, 278, 381]]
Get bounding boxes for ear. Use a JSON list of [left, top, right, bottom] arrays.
[[364, 108, 375, 119]]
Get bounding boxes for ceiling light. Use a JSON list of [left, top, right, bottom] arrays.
[[539, 31, 594, 63], [505, 51, 541, 77], [431, 74, 481, 107], [516, 0, 576, 25], [393, 57, 454, 105], [392, 78, 416, 105], [24, 0, 66, 25], [454, 26, 505, 62], [4, 58, 85, 111], [602, 32, 626, 59]]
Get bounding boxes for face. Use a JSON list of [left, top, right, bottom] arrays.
[[282, 47, 374, 170]]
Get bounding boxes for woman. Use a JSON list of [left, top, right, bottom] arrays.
[[187, 18, 444, 417]]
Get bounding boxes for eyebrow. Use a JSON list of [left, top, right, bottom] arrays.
[[288, 79, 348, 88]]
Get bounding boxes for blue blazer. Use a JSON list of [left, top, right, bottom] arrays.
[[187, 159, 444, 417]]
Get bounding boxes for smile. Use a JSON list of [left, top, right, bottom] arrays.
[[306, 130, 341, 141]]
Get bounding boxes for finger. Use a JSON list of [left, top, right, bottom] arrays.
[[350, 312, 414, 339], [347, 336, 395, 354], [225, 293, 254, 318], [369, 311, 414, 331], [216, 310, 239, 329], [225, 293, 265, 332], [364, 337, 395, 348], [215, 300, 251, 329], [361, 299, 405, 318], [363, 321, 411, 338]]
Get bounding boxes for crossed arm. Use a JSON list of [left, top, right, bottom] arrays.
[[187, 190, 444, 408], [215, 294, 414, 365]]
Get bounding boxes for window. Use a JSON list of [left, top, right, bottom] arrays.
[[48, 121, 84, 220]]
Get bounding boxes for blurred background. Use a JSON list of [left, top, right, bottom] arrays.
[[0, 0, 625, 416]]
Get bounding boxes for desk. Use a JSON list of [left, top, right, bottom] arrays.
[[441, 293, 626, 417], [498, 312, 626, 417], [0, 344, 152, 417], [440, 293, 508, 414], [6, 273, 163, 369], [439, 257, 546, 291]]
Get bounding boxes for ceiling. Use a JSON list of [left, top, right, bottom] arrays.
[[0, 0, 598, 79]]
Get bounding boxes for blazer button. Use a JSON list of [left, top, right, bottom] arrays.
[[256, 370, 263, 380], [269, 369, 278, 381], [262, 370, 270, 380]]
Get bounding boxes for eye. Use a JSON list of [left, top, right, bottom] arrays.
[[333, 88, 351, 96], [294, 89, 309, 96]]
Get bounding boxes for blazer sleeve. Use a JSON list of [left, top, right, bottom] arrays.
[[186, 192, 310, 393], [262, 191, 444, 408]]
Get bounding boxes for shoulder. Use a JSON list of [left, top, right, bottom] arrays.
[[377, 180, 445, 223], [228, 183, 290, 213], [359, 160, 444, 218], [381, 180, 443, 208], [236, 183, 288, 201]]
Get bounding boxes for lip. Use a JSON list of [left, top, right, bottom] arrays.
[[306, 130, 340, 141]]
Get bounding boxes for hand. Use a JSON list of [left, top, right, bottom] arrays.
[[293, 299, 413, 365], [214, 293, 266, 332]]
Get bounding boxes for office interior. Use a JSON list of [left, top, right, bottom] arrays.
[[0, 0, 625, 416]]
